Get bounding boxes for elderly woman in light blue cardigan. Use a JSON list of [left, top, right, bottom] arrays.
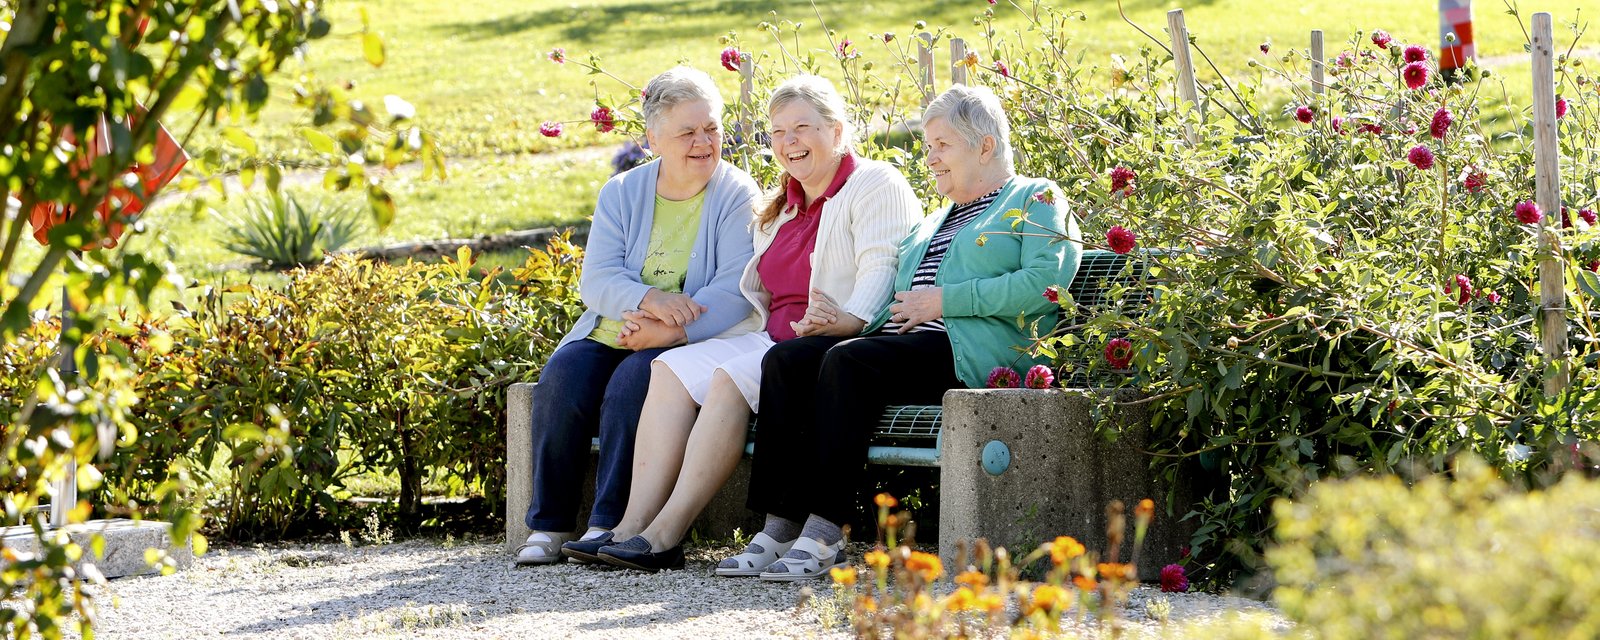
[[514, 66, 763, 566]]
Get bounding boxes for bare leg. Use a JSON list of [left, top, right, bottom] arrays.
[[638, 370, 752, 551], [612, 361, 699, 538]]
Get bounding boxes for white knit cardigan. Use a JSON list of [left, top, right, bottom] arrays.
[[737, 157, 923, 330]]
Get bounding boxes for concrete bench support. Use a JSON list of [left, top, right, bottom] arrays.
[[938, 389, 1196, 579]]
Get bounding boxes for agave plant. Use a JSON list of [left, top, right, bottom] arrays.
[[221, 194, 366, 269]]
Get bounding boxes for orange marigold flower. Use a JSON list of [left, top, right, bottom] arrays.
[[856, 594, 879, 613], [864, 549, 891, 570], [1135, 498, 1155, 521], [1073, 575, 1099, 592], [874, 493, 898, 509], [944, 586, 978, 611], [830, 566, 857, 586], [1050, 536, 1086, 565], [905, 551, 944, 581], [1097, 562, 1134, 581], [884, 514, 901, 529], [954, 569, 990, 589]]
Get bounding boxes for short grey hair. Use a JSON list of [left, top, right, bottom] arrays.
[[642, 66, 724, 133], [923, 85, 1012, 171], [768, 75, 856, 155]]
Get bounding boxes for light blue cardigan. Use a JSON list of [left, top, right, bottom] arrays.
[[556, 159, 763, 350]]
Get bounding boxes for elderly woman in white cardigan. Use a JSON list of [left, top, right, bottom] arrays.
[[513, 67, 763, 566], [560, 75, 921, 571]]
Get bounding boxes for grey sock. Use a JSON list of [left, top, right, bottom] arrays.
[[760, 514, 802, 542], [798, 514, 843, 546]]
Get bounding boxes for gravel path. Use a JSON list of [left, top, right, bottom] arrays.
[[80, 538, 1287, 639]]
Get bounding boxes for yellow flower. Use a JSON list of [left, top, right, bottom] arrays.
[[1073, 575, 1099, 592], [944, 586, 978, 611], [830, 566, 857, 586], [954, 569, 990, 589], [1026, 584, 1069, 615], [905, 551, 944, 581], [855, 594, 879, 613], [977, 592, 1005, 614], [1050, 536, 1085, 565], [874, 493, 899, 509], [864, 549, 891, 570], [961, 51, 981, 69], [913, 592, 934, 612]]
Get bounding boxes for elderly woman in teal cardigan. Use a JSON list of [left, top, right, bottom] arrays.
[[721, 84, 1082, 581]]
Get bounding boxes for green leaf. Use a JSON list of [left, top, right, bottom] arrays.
[[368, 185, 396, 231], [1577, 270, 1600, 301], [363, 32, 386, 67], [301, 128, 337, 155], [222, 127, 258, 155]]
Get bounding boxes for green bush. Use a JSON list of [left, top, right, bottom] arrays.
[[114, 238, 583, 538], [564, 1, 1600, 587], [1268, 458, 1600, 639], [220, 194, 367, 269]]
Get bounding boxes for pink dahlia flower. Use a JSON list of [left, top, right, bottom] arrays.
[[1407, 145, 1435, 170], [1514, 200, 1542, 225], [1024, 365, 1055, 390], [1429, 107, 1453, 139], [986, 366, 1020, 389]]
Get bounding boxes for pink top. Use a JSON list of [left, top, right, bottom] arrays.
[[757, 154, 858, 341]]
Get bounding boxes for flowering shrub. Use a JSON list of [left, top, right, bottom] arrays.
[[550, 0, 1600, 588]]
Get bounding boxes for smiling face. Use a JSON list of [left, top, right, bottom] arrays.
[[646, 99, 722, 186], [769, 100, 843, 192], [923, 117, 992, 202]]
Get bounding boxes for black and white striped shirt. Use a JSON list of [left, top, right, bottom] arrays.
[[883, 187, 1002, 334]]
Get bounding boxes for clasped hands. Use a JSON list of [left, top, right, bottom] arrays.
[[616, 288, 702, 350]]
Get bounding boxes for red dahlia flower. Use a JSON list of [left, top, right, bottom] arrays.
[[1402, 62, 1429, 90], [1104, 338, 1134, 370], [1106, 225, 1137, 254]]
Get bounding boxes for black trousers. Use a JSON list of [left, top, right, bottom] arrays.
[[746, 331, 962, 525]]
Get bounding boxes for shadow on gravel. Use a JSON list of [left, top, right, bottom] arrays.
[[219, 543, 807, 636]]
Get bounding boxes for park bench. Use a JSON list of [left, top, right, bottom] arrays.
[[505, 249, 1197, 575]]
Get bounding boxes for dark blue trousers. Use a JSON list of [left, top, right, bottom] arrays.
[[524, 338, 669, 533]]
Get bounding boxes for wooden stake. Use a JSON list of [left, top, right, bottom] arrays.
[[919, 33, 935, 107], [950, 38, 968, 86], [1166, 9, 1199, 143], [739, 57, 755, 136], [1531, 12, 1568, 395], [1310, 30, 1325, 95]]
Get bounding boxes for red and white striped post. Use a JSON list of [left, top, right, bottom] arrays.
[[1439, 0, 1476, 81]]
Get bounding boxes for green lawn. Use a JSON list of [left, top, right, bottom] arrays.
[[91, 0, 1591, 289], [210, 0, 1591, 159]]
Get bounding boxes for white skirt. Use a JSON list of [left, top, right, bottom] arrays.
[[654, 332, 777, 412]]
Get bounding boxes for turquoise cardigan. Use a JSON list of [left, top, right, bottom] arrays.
[[866, 176, 1082, 387]]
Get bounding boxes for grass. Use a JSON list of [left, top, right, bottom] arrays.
[[200, 0, 1594, 159]]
